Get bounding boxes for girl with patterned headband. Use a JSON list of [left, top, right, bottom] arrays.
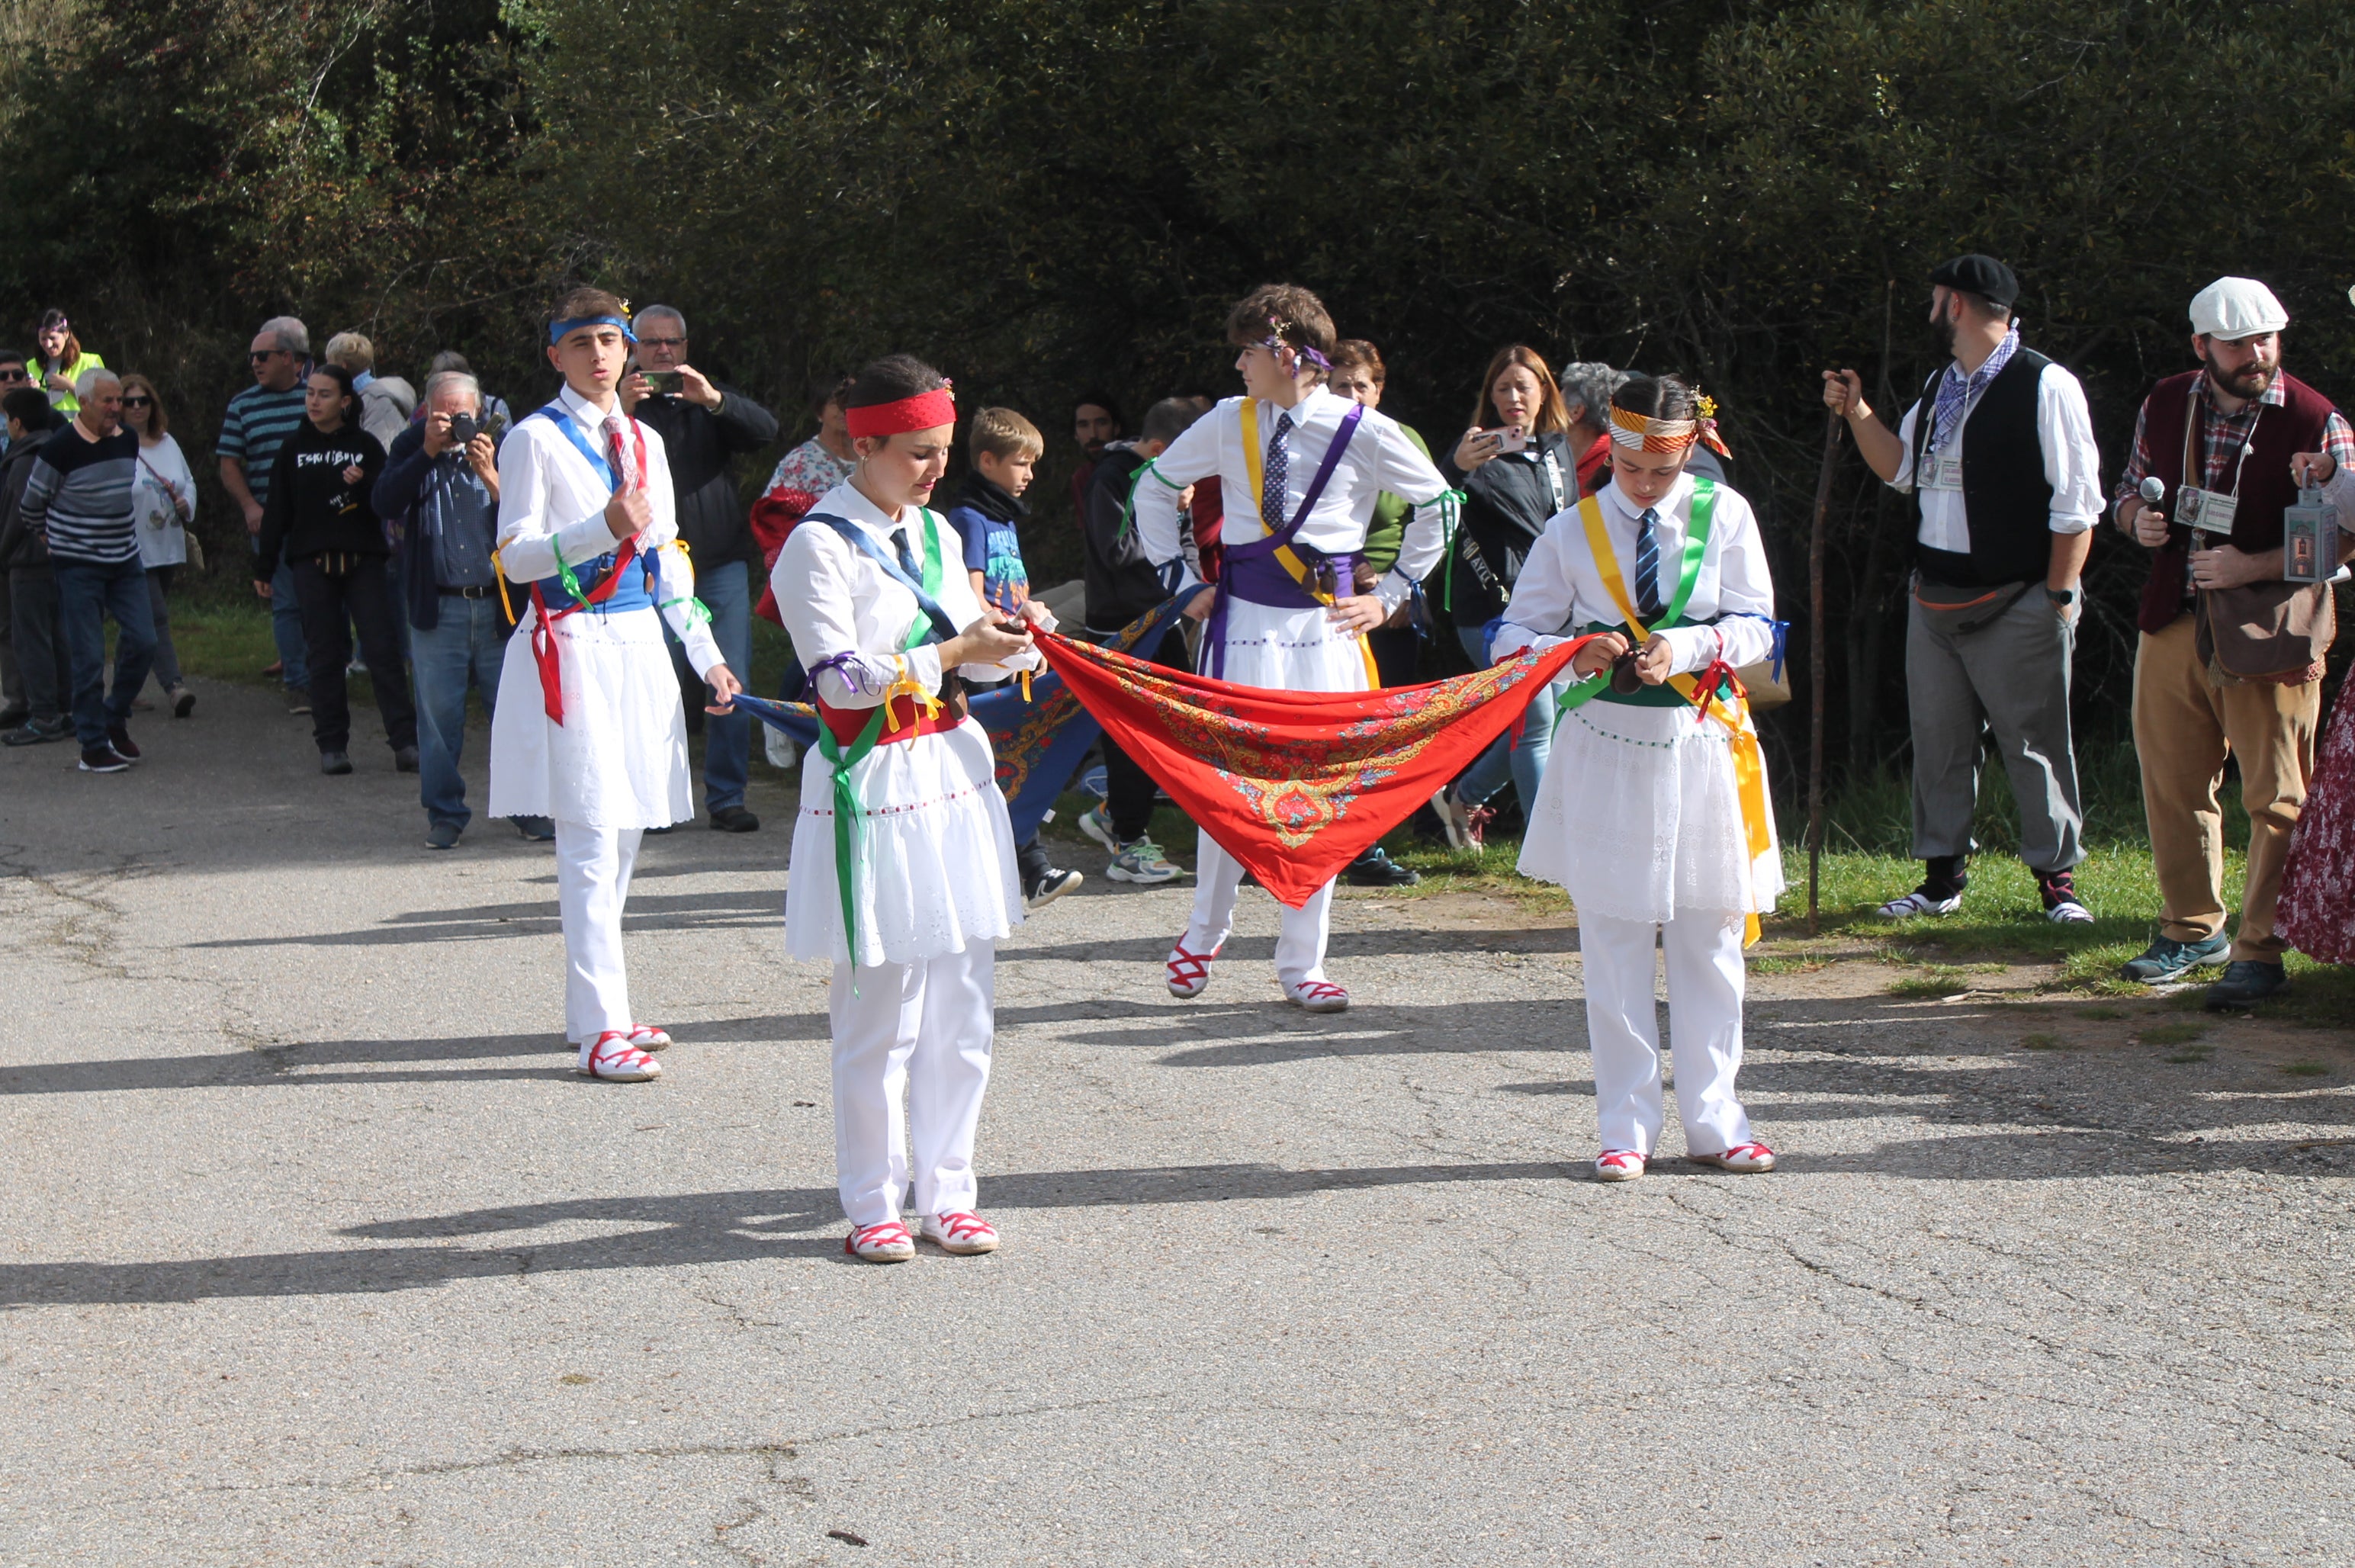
[[772, 352, 1049, 1264], [1490, 374, 1785, 1183]]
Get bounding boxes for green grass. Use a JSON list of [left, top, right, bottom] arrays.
[[2138, 1022, 2209, 1046], [2283, 1061, 2332, 1078], [2019, 1032, 2071, 1051], [2077, 1006, 2126, 1020], [2164, 1048, 2215, 1064]]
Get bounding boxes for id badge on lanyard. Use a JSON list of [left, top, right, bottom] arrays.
[[1923, 451, 1965, 492], [2178, 485, 2240, 538]]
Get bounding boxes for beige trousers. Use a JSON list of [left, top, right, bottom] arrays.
[[2131, 616, 2321, 959]]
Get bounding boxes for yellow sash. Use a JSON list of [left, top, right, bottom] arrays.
[[1576, 496, 1773, 946], [1241, 397, 1383, 689]]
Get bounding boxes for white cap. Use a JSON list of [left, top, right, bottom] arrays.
[[2189, 277, 2289, 339]]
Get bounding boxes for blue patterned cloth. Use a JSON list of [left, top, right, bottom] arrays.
[[1929, 327, 2020, 455]]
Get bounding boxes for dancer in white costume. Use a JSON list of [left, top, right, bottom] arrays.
[[1132, 284, 1455, 1013], [773, 355, 1046, 1264], [487, 288, 741, 1083], [1492, 376, 1784, 1181]]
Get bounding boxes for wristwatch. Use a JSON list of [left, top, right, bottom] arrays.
[[2045, 586, 2076, 606]]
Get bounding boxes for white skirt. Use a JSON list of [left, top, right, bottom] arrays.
[[786, 717, 1023, 968], [1518, 698, 1785, 927], [1204, 596, 1373, 693], [487, 603, 694, 829]]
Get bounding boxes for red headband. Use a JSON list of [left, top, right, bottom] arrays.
[[843, 387, 957, 439]]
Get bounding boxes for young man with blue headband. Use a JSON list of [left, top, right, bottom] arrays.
[[487, 285, 743, 1082]]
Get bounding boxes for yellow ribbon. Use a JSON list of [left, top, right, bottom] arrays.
[[490, 547, 516, 624], [1576, 496, 1773, 946], [1241, 398, 1383, 690]]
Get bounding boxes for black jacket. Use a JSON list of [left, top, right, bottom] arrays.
[[634, 384, 779, 570], [0, 435, 56, 570], [1441, 429, 1579, 628], [255, 419, 387, 578], [1081, 445, 1168, 631]]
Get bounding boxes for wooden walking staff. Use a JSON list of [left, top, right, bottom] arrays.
[[1807, 411, 1843, 935]]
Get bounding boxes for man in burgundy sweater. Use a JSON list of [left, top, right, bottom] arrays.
[[2112, 277, 2355, 1007]]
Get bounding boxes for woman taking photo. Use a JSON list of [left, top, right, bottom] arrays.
[[120, 374, 198, 719], [1433, 345, 1582, 847], [253, 363, 417, 776], [34, 310, 104, 416]]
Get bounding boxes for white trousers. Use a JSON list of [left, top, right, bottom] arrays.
[[1182, 831, 1335, 988], [831, 943, 995, 1229], [1580, 909, 1754, 1157], [554, 819, 644, 1048]]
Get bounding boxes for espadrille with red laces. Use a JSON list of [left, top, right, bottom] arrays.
[[1166, 941, 1219, 999], [625, 1024, 671, 1051], [844, 1220, 916, 1262], [577, 1030, 661, 1082], [1594, 1149, 1647, 1182], [920, 1212, 1000, 1255], [1284, 978, 1351, 1014], [1690, 1142, 1778, 1174]]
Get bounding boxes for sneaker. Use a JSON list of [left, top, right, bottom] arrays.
[[515, 816, 556, 841], [1076, 805, 1119, 853], [288, 687, 311, 716], [320, 750, 352, 775], [1430, 784, 1480, 851], [1594, 1149, 1647, 1183], [577, 1030, 661, 1082], [1284, 978, 1351, 1014], [763, 726, 798, 770], [170, 686, 197, 719], [920, 1212, 1000, 1255], [393, 744, 420, 773], [625, 1024, 672, 1052], [1344, 845, 1421, 887], [2204, 959, 2288, 1011], [1166, 940, 1219, 998], [1691, 1142, 1778, 1173], [1107, 837, 1181, 884], [708, 805, 760, 833], [106, 725, 140, 761], [1025, 866, 1083, 910], [2037, 869, 2093, 924], [77, 744, 133, 774], [425, 821, 461, 850], [2119, 931, 2231, 984], [1876, 886, 1963, 919], [5, 718, 71, 747], [844, 1220, 916, 1263]]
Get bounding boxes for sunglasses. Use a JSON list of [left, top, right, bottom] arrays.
[[0, 368, 26, 382], [638, 336, 688, 349], [122, 396, 153, 407], [249, 349, 286, 363]]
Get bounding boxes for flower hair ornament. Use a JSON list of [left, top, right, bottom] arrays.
[[1607, 389, 1732, 458], [1259, 316, 1332, 378]]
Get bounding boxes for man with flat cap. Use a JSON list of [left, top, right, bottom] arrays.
[[2111, 277, 2353, 1007], [1824, 253, 2104, 927]]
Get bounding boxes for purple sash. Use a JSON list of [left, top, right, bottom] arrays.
[[1206, 400, 1366, 678]]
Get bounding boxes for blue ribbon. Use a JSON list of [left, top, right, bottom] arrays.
[[548, 314, 636, 346]]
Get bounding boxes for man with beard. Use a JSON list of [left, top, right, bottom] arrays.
[[1823, 254, 2103, 927], [1067, 390, 1123, 525], [2110, 278, 2353, 1007]]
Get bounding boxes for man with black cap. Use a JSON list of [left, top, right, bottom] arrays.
[[2109, 277, 2353, 1007], [1824, 253, 2104, 927]]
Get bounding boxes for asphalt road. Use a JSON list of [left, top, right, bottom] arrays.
[[2, 676, 2352, 1566]]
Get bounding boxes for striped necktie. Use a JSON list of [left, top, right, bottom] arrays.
[[1260, 409, 1293, 531], [1634, 506, 1666, 622], [888, 526, 921, 583]]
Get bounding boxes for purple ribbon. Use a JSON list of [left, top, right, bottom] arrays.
[[1206, 400, 1366, 680]]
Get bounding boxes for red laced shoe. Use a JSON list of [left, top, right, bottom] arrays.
[[1284, 978, 1351, 1014], [1594, 1149, 1647, 1182], [1691, 1142, 1777, 1174], [920, 1212, 1000, 1255], [625, 1024, 672, 1052], [577, 1030, 661, 1082], [844, 1220, 915, 1262], [1166, 941, 1219, 999]]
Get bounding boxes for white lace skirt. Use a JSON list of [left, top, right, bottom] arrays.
[[1518, 699, 1784, 927], [786, 718, 1023, 968], [487, 604, 693, 829], [1204, 598, 1373, 693]]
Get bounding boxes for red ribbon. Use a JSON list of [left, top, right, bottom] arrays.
[[529, 536, 640, 724], [843, 388, 956, 439], [1692, 657, 1748, 728]]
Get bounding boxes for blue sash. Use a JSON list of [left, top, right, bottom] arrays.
[[803, 511, 961, 644]]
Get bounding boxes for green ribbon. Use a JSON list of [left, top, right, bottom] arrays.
[[816, 508, 947, 969]]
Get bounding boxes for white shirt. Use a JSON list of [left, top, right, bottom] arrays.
[[1493, 471, 1778, 676], [775, 480, 1042, 709], [496, 382, 721, 675], [1884, 355, 2103, 552], [131, 432, 194, 569], [1135, 386, 1451, 608]]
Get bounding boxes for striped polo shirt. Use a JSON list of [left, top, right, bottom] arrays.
[[20, 423, 139, 565], [217, 382, 310, 505]]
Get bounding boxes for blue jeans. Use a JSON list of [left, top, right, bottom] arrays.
[[54, 557, 158, 747], [411, 594, 509, 828], [668, 558, 752, 813], [1453, 625, 1562, 811], [251, 536, 310, 689]]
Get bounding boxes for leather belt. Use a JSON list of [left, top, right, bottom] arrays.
[[439, 583, 497, 599]]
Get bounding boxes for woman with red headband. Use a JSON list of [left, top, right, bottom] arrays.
[[1491, 375, 1785, 1183], [488, 287, 742, 1084], [773, 352, 1047, 1263]]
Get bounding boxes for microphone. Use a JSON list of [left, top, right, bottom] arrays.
[[2139, 476, 2167, 506]]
